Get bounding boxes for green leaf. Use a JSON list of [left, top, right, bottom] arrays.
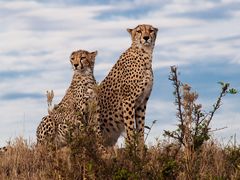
[[228, 88, 238, 94], [218, 81, 225, 86]]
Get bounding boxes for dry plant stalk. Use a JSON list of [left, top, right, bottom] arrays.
[[165, 66, 236, 179], [182, 84, 198, 179], [46, 90, 54, 114], [165, 66, 232, 149]]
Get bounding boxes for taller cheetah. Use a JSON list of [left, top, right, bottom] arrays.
[[36, 50, 98, 148], [98, 24, 158, 147]]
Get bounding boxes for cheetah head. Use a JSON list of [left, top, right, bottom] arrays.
[[127, 24, 158, 49], [70, 50, 97, 74]]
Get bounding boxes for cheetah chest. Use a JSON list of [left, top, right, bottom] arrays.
[[136, 69, 153, 106]]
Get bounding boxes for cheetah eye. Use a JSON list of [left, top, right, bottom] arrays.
[[136, 30, 141, 33], [149, 29, 154, 33]]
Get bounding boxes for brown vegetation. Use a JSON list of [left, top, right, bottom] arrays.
[[1, 137, 240, 179]]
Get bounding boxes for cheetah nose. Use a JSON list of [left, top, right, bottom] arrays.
[[143, 36, 149, 41], [74, 64, 78, 68]]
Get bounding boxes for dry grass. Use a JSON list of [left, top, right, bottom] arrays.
[[1, 137, 240, 179]]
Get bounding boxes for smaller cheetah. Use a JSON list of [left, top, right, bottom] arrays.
[[98, 24, 158, 148], [36, 50, 99, 148]]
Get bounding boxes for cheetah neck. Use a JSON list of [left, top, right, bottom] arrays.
[[74, 69, 94, 77], [71, 71, 95, 84], [130, 46, 153, 61], [125, 46, 153, 71], [131, 42, 154, 55]]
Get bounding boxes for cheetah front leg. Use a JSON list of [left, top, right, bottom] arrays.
[[135, 103, 147, 147], [122, 99, 135, 147]]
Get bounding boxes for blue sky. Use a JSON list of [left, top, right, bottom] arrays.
[[0, 0, 240, 146]]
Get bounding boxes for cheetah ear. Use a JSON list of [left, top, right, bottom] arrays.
[[90, 51, 98, 60], [127, 28, 133, 34]]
